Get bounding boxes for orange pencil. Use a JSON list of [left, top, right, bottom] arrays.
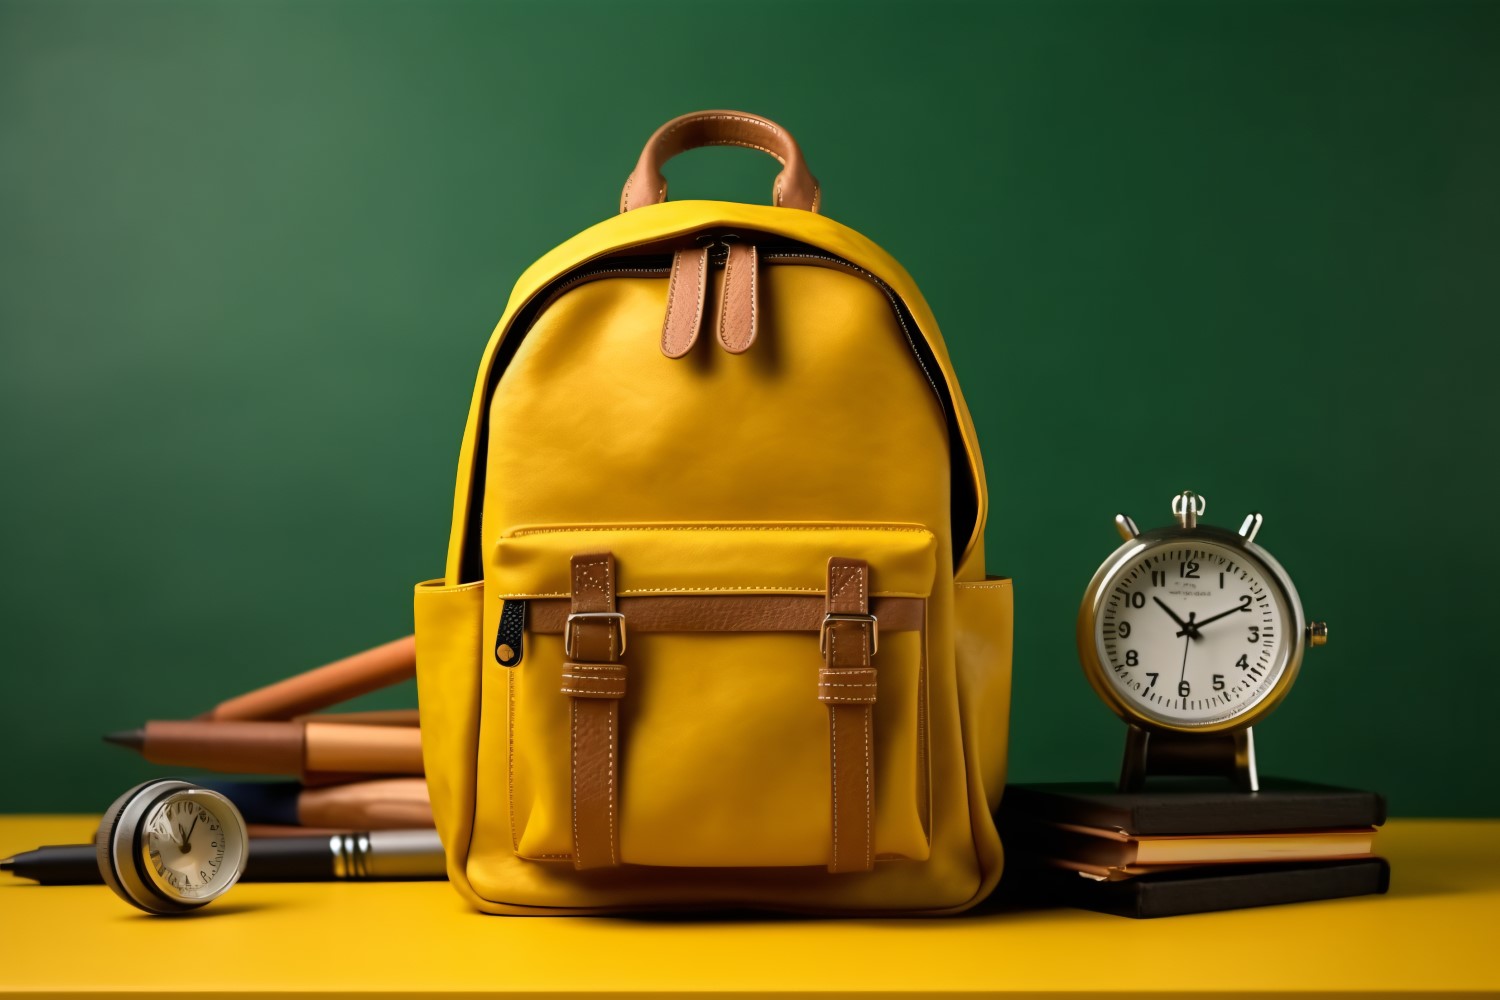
[[197, 636, 416, 722], [298, 709, 421, 728]]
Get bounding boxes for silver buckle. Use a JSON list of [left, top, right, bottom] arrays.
[[564, 612, 627, 657], [819, 613, 879, 656]]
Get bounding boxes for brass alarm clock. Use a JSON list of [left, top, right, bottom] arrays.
[[1077, 491, 1328, 792]]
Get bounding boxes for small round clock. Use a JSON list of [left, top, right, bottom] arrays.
[[96, 779, 248, 914], [1076, 491, 1327, 791]]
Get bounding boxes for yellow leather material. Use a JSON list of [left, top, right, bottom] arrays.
[[416, 196, 1011, 915], [440, 201, 989, 583], [491, 525, 932, 870], [491, 523, 937, 599], [954, 578, 1015, 817], [411, 579, 484, 887]]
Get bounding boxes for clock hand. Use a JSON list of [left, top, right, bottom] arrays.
[[1177, 601, 1248, 636], [1178, 614, 1196, 686], [1153, 596, 1200, 638], [182, 814, 199, 852]]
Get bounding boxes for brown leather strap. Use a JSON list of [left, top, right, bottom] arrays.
[[621, 109, 820, 214], [526, 594, 924, 635], [821, 557, 876, 873], [564, 553, 625, 870], [660, 247, 710, 359], [716, 242, 759, 354]]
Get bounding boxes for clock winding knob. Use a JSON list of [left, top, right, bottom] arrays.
[[1307, 621, 1329, 647], [1172, 491, 1206, 529]]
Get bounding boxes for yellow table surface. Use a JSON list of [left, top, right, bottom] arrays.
[[1, 816, 1496, 998]]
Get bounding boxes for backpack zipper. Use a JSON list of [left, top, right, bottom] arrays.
[[521, 238, 947, 419], [756, 248, 945, 414], [495, 598, 528, 667]]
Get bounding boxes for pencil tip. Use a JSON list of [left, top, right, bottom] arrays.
[[103, 728, 145, 751], [0, 857, 13, 871]]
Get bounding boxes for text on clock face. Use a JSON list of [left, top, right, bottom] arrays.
[[1097, 541, 1288, 727], [144, 797, 230, 897]]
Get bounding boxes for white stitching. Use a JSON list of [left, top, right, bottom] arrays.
[[570, 699, 579, 862], [508, 645, 518, 851], [660, 251, 685, 355], [491, 588, 931, 599], [661, 249, 705, 357], [415, 580, 485, 594], [607, 707, 616, 866], [697, 136, 787, 164], [830, 702, 838, 871], [658, 113, 785, 157], [863, 706, 871, 869], [717, 243, 737, 350], [747, 244, 758, 343], [508, 524, 930, 536]]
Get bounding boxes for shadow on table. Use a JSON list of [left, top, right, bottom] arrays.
[[608, 882, 1064, 926]]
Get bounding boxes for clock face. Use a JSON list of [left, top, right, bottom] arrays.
[[1095, 540, 1292, 727], [141, 793, 242, 900]]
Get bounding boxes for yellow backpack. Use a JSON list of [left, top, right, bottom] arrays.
[[414, 111, 1013, 914]]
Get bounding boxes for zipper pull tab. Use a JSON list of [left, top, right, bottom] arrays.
[[495, 599, 527, 667], [715, 241, 758, 354], [659, 246, 710, 359]]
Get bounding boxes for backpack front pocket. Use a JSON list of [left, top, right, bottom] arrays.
[[480, 523, 935, 872]]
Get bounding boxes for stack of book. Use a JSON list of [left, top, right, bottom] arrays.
[[999, 779, 1389, 918], [103, 636, 434, 838]]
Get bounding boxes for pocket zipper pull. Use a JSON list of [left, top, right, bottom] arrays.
[[715, 241, 758, 354], [495, 599, 527, 667], [660, 246, 711, 359]]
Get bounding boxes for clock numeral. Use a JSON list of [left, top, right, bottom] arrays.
[[1125, 650, 1139, 666], [1180, 560, 1200, 579], [1238, 594, 1252, 612], [1247, 626, 1260, 643], [1151, 570, 1165, 587], [1236, 654, 1250, 670], [200, 871, 210, 884], [1117, 621, 1132, 638], [1178, 680, 1191, 698], [1145, 673, 1159, 689], [1213, 674, 1225, 691], [1125, 591, 1145, 608]]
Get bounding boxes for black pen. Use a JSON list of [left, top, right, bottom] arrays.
[[1, 830, 446, 885]]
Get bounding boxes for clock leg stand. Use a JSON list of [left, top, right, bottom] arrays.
[[1119, 725, 1260, 792]]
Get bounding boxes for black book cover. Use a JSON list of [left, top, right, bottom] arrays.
[[1002, 778, 1387, 836], [1011, 856, 1391, 919]]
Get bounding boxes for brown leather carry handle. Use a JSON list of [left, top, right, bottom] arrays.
[[620, 110, 820, 214]]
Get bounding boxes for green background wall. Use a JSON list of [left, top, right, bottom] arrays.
[[2, 0, 1496, 815]]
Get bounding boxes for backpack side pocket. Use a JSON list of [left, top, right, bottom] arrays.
[[414, 578, 486, 880], [954, 577, 1013, 815]]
